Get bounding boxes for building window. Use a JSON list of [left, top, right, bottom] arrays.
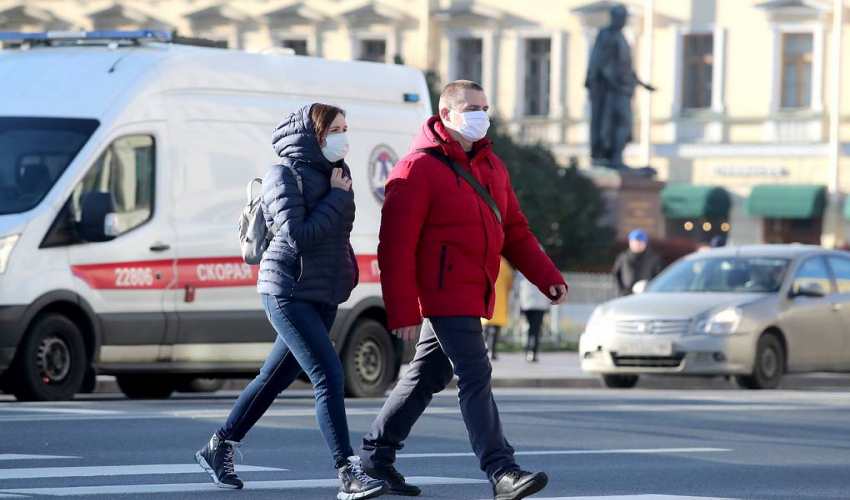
[[524, 38, 551, 116], [281, 39, 308, 56], [456, 38, 483, 84], [682, 34, 713, 110], [360, 40, 386, 63], [780, 33, 813, 109]]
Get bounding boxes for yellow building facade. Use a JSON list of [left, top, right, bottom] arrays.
[[2, 0, 849, 245]]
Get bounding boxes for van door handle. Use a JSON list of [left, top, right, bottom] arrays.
[[149, 243, 171, 252]]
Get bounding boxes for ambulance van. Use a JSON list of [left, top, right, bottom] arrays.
[[0, 30, 428, 401]]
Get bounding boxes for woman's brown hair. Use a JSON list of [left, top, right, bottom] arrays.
[[311, 103, 346, 148]]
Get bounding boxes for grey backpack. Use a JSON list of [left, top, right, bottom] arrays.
[[238, 166, 302, 265]]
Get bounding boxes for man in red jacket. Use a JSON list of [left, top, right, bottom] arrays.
[[361, 80, 568, 500]]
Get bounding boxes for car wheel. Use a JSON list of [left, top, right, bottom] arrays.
[[343, 319, 395, 398], [10, 313, 87, 402], [116, 375, 176, 399], [176, 378, 226, 393], [601, 374, 639, 389], [736, 333, 785, 390]]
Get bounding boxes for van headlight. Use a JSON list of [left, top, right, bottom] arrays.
[[0, 234, 20, 274], [585, 306, 613, 335], [696, 307, 742, 335]]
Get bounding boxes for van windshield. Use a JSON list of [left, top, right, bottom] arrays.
[[0, 117, 99, 215]]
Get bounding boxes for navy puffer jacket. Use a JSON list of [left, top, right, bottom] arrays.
[[257, 104, 358, 304]]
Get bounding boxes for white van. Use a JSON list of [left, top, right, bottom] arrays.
[[0, 31, 429, 401]]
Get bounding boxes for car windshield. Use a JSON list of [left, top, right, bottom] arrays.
[[0, 117, 99, 215], [648, 256, 791, 293]]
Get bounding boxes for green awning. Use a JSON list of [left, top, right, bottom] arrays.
[[843, 197, 850, 220], [747, 185, 826, 219], [661, 185, 731, 218]]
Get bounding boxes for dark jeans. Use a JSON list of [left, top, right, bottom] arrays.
[[217, 294, 353, 468], [524, 310, 546, 356], [361, 316, 517, 484]]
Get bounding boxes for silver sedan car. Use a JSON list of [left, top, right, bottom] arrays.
[[580, 245, 850, 389]]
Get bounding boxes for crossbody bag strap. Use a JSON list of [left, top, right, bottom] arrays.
[[415, 148, 503, 226]]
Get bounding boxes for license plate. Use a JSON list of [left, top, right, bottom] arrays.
[[614, 339, 673, 356]]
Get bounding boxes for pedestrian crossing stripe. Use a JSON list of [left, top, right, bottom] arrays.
[[0, 455, 78, 462], [0, 476, 488, 496], [0, 464, 283, 480], [474, 497, 739, 500]]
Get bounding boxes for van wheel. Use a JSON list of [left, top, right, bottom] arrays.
[[116, 375, 176, 399], [736, 333, 785, 390], [343, 319, 394, 398], [601, 375, 639, 389], [176, 378, 225, 393], [10, 313, 87, 401]]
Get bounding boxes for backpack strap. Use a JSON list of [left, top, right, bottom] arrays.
[[415, 148, 503, 226]]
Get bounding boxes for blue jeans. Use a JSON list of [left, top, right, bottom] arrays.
[[217, 294, 354, 468], [361, 317, 517, 484]]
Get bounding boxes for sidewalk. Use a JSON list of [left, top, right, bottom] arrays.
[[92, 351, 850, 394]]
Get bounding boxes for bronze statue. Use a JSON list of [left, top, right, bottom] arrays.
[[585, 4, 655, 170]]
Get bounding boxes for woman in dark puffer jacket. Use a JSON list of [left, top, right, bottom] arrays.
[[195, 104, 387, 500]]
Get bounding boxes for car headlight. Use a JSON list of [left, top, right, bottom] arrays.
[[585, 306, 613, 334], [696, 307, 742, 335], [0, 234, 20, 274]]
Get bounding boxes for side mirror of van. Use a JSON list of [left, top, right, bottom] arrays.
[[790, 282, 826, 299], [78, 192, 116, 242], [632, 280, 648, 295]]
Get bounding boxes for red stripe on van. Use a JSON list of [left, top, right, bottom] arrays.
[[71, 255, 381, 290], [71, 260, 176, 290]]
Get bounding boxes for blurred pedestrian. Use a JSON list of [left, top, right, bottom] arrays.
[[483, 258, 514, 361], [195, 104, 387, 500], [613, 229, 662, 296], [361, 80, 568, 500], [519, 273, 550, 363]]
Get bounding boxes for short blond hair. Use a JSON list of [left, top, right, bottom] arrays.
[[438, 80, 484, 111]]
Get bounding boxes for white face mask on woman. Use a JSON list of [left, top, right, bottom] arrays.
[[445, 110, 490, 142], [322, 132, 350, 163]]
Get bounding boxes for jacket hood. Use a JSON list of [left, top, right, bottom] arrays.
[[410, 115, 493, 163], [272, 104, 335, 173]]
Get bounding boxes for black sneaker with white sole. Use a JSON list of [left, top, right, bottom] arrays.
[[364, 464, 421, 496], [195, 433, 244, 489], [493, 469, 548, 500], [337, 456, 389, 500]]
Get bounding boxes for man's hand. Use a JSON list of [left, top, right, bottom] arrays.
[[549, 284, 568, 305], [392, 324, 422, 342]]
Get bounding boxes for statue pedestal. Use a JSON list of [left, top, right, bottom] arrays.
[[583, 167, 666, 240]]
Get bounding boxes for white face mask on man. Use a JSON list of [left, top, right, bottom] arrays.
[[445, 110, 490, 142], [321, 132, 350, 163]]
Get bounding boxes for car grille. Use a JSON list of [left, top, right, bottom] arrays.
[[612, 355, 685, 368], [614, 319, 691, 335]]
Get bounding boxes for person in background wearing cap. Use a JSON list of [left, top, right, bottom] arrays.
[[612, 230, 662, 297]]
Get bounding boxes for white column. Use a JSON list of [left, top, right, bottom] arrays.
[[639, 0, 654, 167], [550, 30, 566, 119], [711, 27, 727, 114], [388, 25, 401, 64], [812, 23, 826, 113], [483, 28, 500, 115], [513, 32, 525, 120], [671, 27, 684, 115], [826, 0, 845, 246]]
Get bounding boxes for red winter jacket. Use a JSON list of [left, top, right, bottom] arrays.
[[379, 116, 567, 330]]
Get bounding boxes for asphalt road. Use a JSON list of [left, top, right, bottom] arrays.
[[0, 388, 848, 500]]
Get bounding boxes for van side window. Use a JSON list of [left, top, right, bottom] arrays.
[[71, 135, 155, 239], [791, 257, 833, 296]]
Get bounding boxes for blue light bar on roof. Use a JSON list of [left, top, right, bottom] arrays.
[[0, 30, 172, 43]]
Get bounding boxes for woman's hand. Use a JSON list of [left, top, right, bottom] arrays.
[[330, 168, 352, 192]]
